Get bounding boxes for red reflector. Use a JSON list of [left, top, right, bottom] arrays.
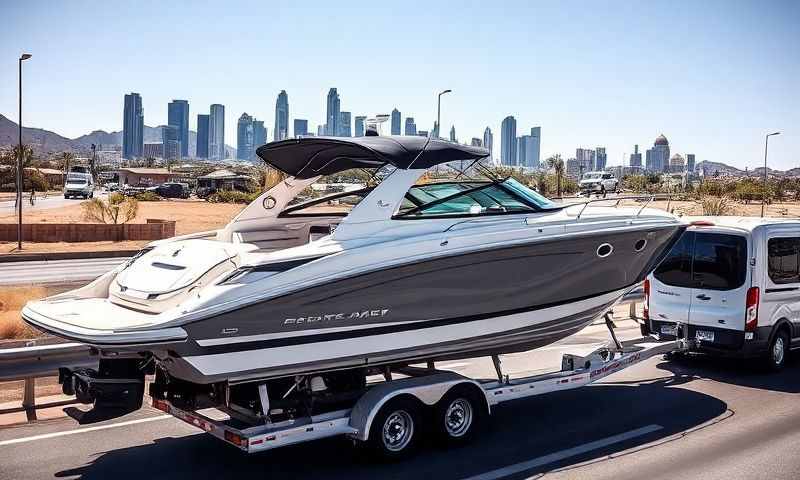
[[152, 399, 170, 413], [690, 220, 715, 226], [745, 287, 759, 332], [643, 279, 650, 321]]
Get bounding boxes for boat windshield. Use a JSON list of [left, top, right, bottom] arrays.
[[396, 177, 560, 218]]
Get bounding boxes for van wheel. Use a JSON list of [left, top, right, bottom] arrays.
[[433, 386, 486, 447], [366, 397, 422, 460], [766, 330, 788, 372]]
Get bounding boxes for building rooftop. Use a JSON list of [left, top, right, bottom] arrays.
[[116, 168, 173, 175], [654, 134, 669, 146]]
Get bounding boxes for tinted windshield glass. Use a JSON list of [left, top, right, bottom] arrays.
[[654, 231, 694, 288], [397, 178, 559, 218], [768, 237, 800, 284], [66, 174, 87, 183]]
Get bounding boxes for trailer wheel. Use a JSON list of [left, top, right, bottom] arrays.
[[433, 386, 486, 447], [367, 397, 422, 460]]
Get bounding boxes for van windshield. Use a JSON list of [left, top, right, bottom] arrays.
[[66, 174, 87, 184]]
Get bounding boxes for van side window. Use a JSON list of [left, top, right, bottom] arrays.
[[653, 231, 694, 288], [768, 237, 800, 284], [692, 233, 747, 290]]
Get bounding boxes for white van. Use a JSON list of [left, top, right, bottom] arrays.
[[646, 217, 800, 370], [64, 172, 94, 199]]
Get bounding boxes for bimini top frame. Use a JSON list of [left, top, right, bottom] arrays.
[[256, 136, 489, 180]]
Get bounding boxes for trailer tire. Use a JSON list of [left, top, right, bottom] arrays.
[[366, 396, 423, 461], [433, 386, 487, 447]]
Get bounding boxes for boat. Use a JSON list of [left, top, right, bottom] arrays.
[[22, 135, 685, 420]]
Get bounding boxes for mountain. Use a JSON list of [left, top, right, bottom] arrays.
[[0, 113, 77, 153], [1, 114, 238, 160], [695, 160, 746, 176]]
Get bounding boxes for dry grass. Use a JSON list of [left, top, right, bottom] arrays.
[[0, 286, 52, 340]]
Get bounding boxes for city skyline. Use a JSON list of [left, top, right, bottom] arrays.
[[2, 1, 797, 169]]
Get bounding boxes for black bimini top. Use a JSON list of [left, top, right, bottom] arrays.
[[255, 136, 490, 179]]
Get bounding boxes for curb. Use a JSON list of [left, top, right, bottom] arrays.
[[0, 250, 138, 264]]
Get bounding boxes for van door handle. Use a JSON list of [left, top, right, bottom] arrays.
[[696, 294, 711, 301]]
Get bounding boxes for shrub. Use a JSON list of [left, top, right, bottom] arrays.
[[81, 192, 139, 224], [206, 190, 260, 204], [134, 191, 163, 202], [699, 196, 732, 216]]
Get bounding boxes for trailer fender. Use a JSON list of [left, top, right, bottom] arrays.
[[348, 372, 487, 442]]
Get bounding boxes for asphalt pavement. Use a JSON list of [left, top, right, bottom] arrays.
[[0, 192, 107, 214], [1, 319, 798, 480], [0, 257, 126, 285]]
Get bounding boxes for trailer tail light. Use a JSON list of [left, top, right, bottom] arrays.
[[745, 287, 759, 332], [643, 279, 650, 321], [225, 430, 248, 449], [152, 398, 170, 413]]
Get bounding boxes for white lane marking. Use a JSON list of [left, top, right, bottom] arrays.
[[460, 424, 663, 480], [0, 414, 172, 447]]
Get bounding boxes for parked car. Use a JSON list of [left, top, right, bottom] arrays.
[[154, 182, 191, 199], [579, 171, 618, 195], [646, 217, 800, 370], [63, 172, 94, 199]]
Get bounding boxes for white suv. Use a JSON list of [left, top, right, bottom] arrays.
[[579, 171, 618, 195], [645, 217, 800, 370]]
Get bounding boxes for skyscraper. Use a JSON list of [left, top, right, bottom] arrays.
[[404, 117, 416, 136], [354, 116, 366, 137], [167, 99, 189, 158], [253, 120, 267, 158], [237, 113, 255, 161], [629, 144, 642, 168], [686, 153, 696, 173], [122, 93, 144, 159], [339, 111, 351, 137], [471, 138, 482, 147], [432, 121, 439, 139], [274, 90, 289, 141], [162, 125, 180, 161], [645, 134, 670, 172], [517, 136, 529, 166], [317, 125, 325, 136], [196, 114, 209, 159], [595, 147, 607, 170], [576, 148, 596, 174], [294, 119, 308, 138], [391, 109, 401, 135], [209, 104, 225, 161], [500, 116, 517, 166], [483, 127, 493, 164], [529, 127, 541, 169], [449, 125, 456, 142], [325, 88, 340, 136]]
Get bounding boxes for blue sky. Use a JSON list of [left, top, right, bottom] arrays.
[[1, 0, 797, 169]]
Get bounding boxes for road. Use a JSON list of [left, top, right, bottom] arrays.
[[0, 257, 126, 286], [0, 192, 107, 214], [1, 319, 798, 480]]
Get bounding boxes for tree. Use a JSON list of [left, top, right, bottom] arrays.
[[58, 152, 75, 174], [81, 193, 138, 224], [546, 154, 565, 197]]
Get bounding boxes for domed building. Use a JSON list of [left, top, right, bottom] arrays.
[[669, 153, 685, 173], [646, 133, 671, 172]]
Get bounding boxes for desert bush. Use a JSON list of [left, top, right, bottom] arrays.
[[206, 190, 260, 204], [0, 286, 49, 340], [699, 196, 732, 216], [81, 192, 139, 224], [134, 191, 163, 202]]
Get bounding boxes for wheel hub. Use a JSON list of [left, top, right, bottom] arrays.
[[774, 337, 785, 365], [382, 410, 413, 451], [445, 398, 473, 437]]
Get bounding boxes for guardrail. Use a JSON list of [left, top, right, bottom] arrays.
[[0, 342, 96, 421]]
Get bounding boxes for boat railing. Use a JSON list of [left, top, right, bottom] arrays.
[[567, 193, 687, 221]]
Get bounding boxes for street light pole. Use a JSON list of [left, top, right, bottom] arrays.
[[436, 89, 451, 139], [17, 53, 32, 251], [761, 131, 780, 218]]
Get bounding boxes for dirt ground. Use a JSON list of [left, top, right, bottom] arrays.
[[616, 198, 800, 218], [0, 285, 75, 340], [0, 199, 245, 254]]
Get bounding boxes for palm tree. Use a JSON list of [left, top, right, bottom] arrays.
[[59, 152, 75, 174], [546, 154, 565, 198]]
